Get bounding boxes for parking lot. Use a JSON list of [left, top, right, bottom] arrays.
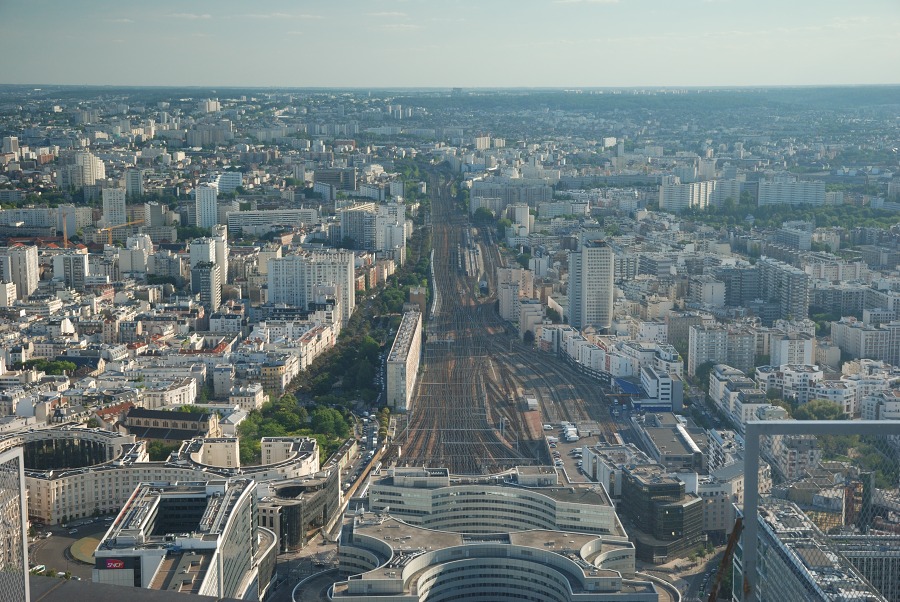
[[544, 423, 596, 483]]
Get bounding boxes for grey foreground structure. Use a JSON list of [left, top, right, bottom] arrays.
[[0, 447, 29, 602], [742, 420, 900, 602]]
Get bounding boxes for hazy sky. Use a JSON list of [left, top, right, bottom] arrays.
[[1, 0, 899, 88]]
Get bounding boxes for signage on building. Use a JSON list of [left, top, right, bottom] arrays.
[[104, 559, 126, 569]]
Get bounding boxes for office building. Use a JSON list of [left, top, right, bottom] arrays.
[[93, 479, 276, 601], [191, 262, 222, 311], [336, 467, 660, 601], [195, 185, 218, 230], [0, 448, 29, 602], [124, 168, 144, 198], [102, 187, 127, 227], [385, 310, 422, 412], [0, 244, 39, 300], [256, 468, 341, 552], [267, 251, 355, 321], [568, 240, 615, 331], [733, 500, 885, 602], [620, 464, 704, 563]]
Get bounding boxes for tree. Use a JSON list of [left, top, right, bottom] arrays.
[[473, 207, 494, 223], [523, 330, 535, 344], [546, 308, 561, 324], [794, 399, 845, 421], [693, 361, 716, 388], [147, 441, 181, 461]]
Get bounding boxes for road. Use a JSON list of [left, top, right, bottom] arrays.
[[30, 520, 112, 580]]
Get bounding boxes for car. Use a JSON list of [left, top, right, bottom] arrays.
[[68, 529, 78, 535], [29, 565, 45, 574], [43, 532, 52, 539]]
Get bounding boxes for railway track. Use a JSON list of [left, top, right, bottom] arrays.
[[393, 172, 620, 473]]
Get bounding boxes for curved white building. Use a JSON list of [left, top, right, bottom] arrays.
[[334, 467, 660, 601], [0, 424, 321, 524]]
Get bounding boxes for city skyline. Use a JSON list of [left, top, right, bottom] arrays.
[[1, 0, 899, 88]]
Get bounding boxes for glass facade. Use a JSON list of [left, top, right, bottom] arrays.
[[0, 449, 29, 602]]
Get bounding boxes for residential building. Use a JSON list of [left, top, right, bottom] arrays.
[[102, 187, 127, 227], [758, 257, 810, 321], [568, 240, 614, 331], [0, 244, 39, 299], [195, 185, 218, 229], [757, 179, 825, 206], [267, 251, 355, 321], [124, 168, 144, 198], [191, 262, 222, 311]]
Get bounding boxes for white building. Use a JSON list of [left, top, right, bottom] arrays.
[[0, 244, 39, 300], [195, 184, 219, 229], [568, 240, 614, 330], [386, 311, 422, 412], [658, 179, 716, 212], [267, 251, 355, 321], [215, 171, 243, 194], [758, 180, 825, 206], [102, 187, 127, 226]]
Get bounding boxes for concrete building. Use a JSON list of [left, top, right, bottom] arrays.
[[386, 310, 422, 412], [102, 187, 127, 227], [734, 499, 885, 602], [194, 185, 218, 230], [52, 251, 90, 289], [1, 425, 322, 525], [267, 251, 355, 321], [191, 262, 222, 311], [0, 244, 39, 300], [334, 502, 656, 601], [758, 257, 810, 321], [226, 208, 319, 235], [689, 325, 755, 376], [124, 168, 144, 198], [214, 171, 243, 195], [620, 464, 704, 563], [658, 178, 717, 212], [770, 332, 815, 366], [689, 275, 726, 307], [755, 364, 824, 406], [640, 365, 684, 412], [568, 240, 615, 331], [757, 179, 825, 206], [93, 479, 277, 601], [831, 317, 900, 367]]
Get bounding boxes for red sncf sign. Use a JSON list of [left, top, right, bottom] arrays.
[[105, 559, 125, 569]]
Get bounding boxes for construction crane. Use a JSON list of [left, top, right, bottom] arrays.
[[707, 517, 749, 602], [98, 219, 144, 245]]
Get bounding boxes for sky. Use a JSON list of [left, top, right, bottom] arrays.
[[1, 0, 899, 88]]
